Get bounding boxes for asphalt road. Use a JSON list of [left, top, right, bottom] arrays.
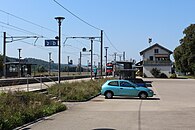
[[20, 78, 195, 130]]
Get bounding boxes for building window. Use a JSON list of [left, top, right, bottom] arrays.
[[154, 49, 159, 54], [149, 56, 153, 61]]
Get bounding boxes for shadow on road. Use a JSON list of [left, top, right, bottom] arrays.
[[110, 97, 160, 100], [92, 128, 116, 130], [21, 128, 31, 130]]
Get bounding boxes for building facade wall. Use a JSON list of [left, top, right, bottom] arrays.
[[143, 65, 172, 77], [143, 46, 170, 61]]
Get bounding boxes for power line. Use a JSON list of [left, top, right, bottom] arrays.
[[0, 25, 32, 35], [53, 0, 102, 31], [74, 39, 90, 48], [63, 44, 81, 51], [1, 25, 45, 41], [0, 9, 57, 35], [0, 20, 44, 37], [20, 40, 78, 56], [104, 32, 121, 53]]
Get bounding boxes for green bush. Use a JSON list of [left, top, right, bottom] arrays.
[[170, 73, 177, 78], [48, 78, 108, 101], [160, 73, 168, 78], [0, 91, 66, 130], [150, 68, 161, 78]]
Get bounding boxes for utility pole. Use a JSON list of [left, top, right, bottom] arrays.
[[123, 51, 125, 61], [48, 52, 52, 75], [100, 30, 103, 77], [119, 55, 122, 61], [2, 32, 41, 78], [114, 52, 117, 77], [79, 51, 82, 75], [90, 40, 93, 80], [18, 48, 22, 77], [65, 31, 103, 76], [114, 52, 117, 63], [66, 37, 99, 79], [67, 56, 70, 75], [55, 16, 65, 84], [104, 47, 109, 77], [3, 32, 6, 78]]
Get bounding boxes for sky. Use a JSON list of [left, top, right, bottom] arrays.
[[0, 0, 195, 66]]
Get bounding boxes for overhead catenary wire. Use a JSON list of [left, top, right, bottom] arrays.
[[0, 9, 68, 39], [17, 40, 79, 56], [104, 32, 121, 53], [0, 9, 57, 35], [0, 25, 28, 35], [4, 32, 85, 58], [0, 5, 121, 63], [0, 9, 91, 64], [0, 7, 117, 54], [52, 0, 121, 57], [53, 0, 102, 31], [0, 21, 44, 37]]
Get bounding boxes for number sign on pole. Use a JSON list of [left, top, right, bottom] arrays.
[[45, 40, 58, 46]]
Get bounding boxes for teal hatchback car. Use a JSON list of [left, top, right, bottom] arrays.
[[101, 80, 154, 99]]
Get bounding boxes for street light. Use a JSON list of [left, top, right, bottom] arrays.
[[55, 16, 65, 84]]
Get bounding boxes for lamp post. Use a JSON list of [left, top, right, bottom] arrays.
[[55, 16, 65, 84], [104, 47, 108, 77]]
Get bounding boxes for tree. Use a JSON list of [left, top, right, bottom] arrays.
[[174, 24, 195, 75], [37, 65, 47, 72]]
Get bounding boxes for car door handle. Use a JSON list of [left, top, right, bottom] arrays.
[[120, 88, 123, 89]]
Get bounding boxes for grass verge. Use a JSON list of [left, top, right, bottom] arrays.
[[0, 78, 110, 129], [48, 78, 109, 101], [0, 91, 66, 130]]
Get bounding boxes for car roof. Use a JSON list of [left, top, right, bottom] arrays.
[[106, 79, 130, 82]]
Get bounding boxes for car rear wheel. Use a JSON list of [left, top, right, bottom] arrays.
[[139, 92, 148, 99], [105, 91, 113, 99]]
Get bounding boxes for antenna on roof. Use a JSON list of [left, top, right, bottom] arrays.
[[148, 38, 152, 46]]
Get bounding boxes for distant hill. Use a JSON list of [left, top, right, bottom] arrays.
[[0, 55, 88, 74], [7, 57, 68, 70], [1, 55, 87, 73], [25, 58, 58, 70]]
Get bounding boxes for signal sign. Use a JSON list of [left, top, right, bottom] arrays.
[[45, 40, 58, 46]]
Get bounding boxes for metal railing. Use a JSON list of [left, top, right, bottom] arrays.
[[26, 75, 57, 92]]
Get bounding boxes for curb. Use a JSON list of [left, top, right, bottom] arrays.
[[62, 93, 101, 102], [13, 93, 101, 130]]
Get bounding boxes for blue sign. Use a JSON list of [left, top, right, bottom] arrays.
[[45, 40, 58, 46]]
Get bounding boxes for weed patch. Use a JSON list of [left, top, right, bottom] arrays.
[[48, 78, 109, 101], [0, 91, 66, 130]]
